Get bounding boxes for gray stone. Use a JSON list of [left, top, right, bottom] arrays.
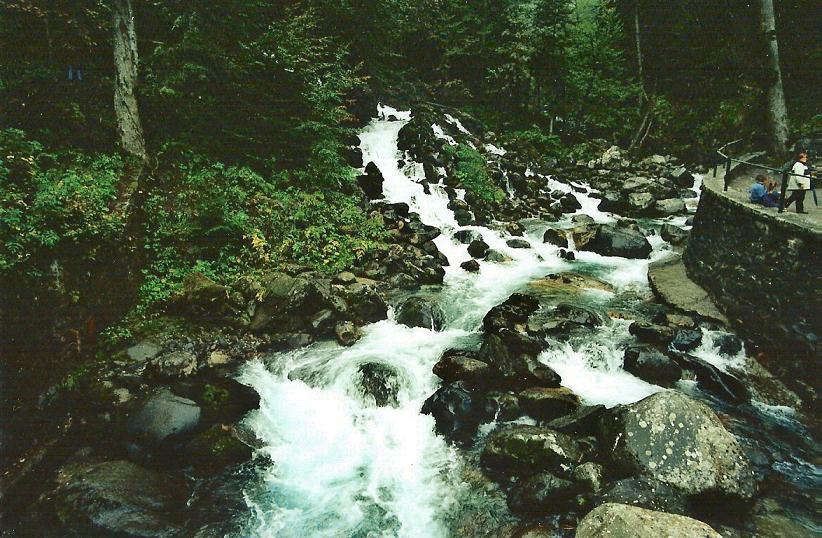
[[453, 229, 482, 244], [460, 259, 480, 272], [128, 389, 201, 443], [433, 353, 492, 384], [44, 460, 187, 537], [597, 477, 689, 515], [126, 340, 162, 362], [628, 192, 655, 212], [623, 346, 682, 387], [654, 198, 686, 215], [484, 249, 513, 263], [467, 238, 490, 258], [480, 425, 582, 476], [542, 228, 568, 248], [357, 362, 399, 407], [334, 321, 362, 346], [396, 296, 446, 330], [333, 271, 357, 284], [598, 391, 756, 500], [661, 223, 689, 245], [517, 387, 580, 421], [576, 503, 722, 538], [147, 351, 198, 379], [582, 224, 652, 259], [506, 238, 531, 249]]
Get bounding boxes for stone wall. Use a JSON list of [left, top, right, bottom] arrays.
[[684, 185, 821, 402]]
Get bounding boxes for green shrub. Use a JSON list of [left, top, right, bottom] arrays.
[[441, 143, 506, 204]]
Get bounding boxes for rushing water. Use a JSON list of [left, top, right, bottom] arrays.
[[237, 106, 819, 537]]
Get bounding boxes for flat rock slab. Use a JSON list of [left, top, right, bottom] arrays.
[[648, 257, 728, 324]]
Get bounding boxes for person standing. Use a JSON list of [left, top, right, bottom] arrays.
[[782, 151, 811, 213]]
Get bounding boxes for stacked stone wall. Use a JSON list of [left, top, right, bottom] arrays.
[[684, 187, 821, 401]]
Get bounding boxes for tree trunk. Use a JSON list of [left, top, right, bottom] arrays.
[[112, 0, 147, 167], [634, 1, 646, 107], [758, 0, 789, 155]]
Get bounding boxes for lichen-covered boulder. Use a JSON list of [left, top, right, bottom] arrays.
[[576, 503, 722, 538], [598, 391, 756, 501], [480, 425, 582, 476]]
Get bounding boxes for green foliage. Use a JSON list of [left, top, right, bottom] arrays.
[[136, 158, 386, 313], [504, 128, 564, 160], [0, 128, 124, 276], [442, 144, 506, 204], [202, 384, 230, 409]]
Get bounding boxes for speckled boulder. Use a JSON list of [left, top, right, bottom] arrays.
[[576, 503, 722, 538], [597, 390, 756, 501]]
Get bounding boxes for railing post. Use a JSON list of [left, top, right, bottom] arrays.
[[724, 157, 731, 191], [778, 170, 789, 213]]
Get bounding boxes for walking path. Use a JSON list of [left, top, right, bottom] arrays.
[[706, 160, 822, 231]]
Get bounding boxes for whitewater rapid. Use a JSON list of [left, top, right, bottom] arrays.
[[237, 105, 709, 537]]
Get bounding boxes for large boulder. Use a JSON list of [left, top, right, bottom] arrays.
[[623, 346, 682, 387], [483, 293, 540, 333], [467, 238, 490, 258], [581, 224, 652, 259], [517, 387, 580, 421], [480, 425, 582, 476], [357, 362, 400, 407], [576, 503, 722, 538], [654, 198, 686, 216], [671, 354, 750, 404], [421, 381, 491, 443], [395, 296, 446, 330], [147, 351, 198, 380], [542, 228, 568, 248], [432, 351, 493, 386], [479, 331, 561, 388], [357, 161, 384, 199], [597, 391, 756, 501], [128, 389, 201, 444], [596, 477, 688, 515], [42, 460, 188, 537]]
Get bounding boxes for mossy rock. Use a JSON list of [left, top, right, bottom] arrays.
[[185, 424, 253, 471]]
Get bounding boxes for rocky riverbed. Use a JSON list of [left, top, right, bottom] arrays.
[[5, 104, 819, 537]]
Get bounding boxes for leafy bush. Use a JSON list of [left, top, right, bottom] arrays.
[[504, 128, 564, 159], [442, 144, 506, 204], [0, 128, 124, 277]]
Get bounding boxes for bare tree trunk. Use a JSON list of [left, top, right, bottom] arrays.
[[634, 1, 646, 107], [758, 0, 789, 154], [112, 0, 147, 167]]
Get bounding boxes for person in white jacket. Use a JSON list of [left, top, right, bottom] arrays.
[[783, 151, 811, 214]]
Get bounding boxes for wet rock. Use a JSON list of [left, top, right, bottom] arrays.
[[432, 351, 493, 385], [147, 351, 198, 379], [357, 161, 384, 199], [559, 193, 582, 211], [542, 228, 568, 248], [558, 249, 575, 261], [467, 239, 490, 258], [671, 167, 695, 188], [582, 224, 652, 259], [479, 332, 561, 388], [661, 223, 689, 245], [481, 425, 582, 476], [396, 296, 446, 330], [506, 238, 531, 249], [453, 229, 482, 244], [421, 381, 491, 443], [483, 293, 540, 333], [484, 249, 513, 263], [170, 272, 230, 318], [671, 354, 750, 403], [671, 329, 702, 351], [334, 321, 362, 346], [623, 346, 682, 387], [532, 304, 602, 337], [460, 259, 480, 272], [346, 282, 387, 324], [518, 387, 580, 421], [597, 391, 756, 501], [527, 273, 614, 297], [713, 333, 742, 356], [185, 424, 254, 472], [577, 503, 721, 538], [357, 362, 400, 407], [42, 460, 188, 537], [573, 462, 604, 493], [546, 405, 607, 436], [505, 222, 524, 237], [629, 321, 674, 344], [486, 391, 523, 421], [195, 378, 260, 425], [128, 389, 201, 443], [507, 472, 579, 515], [596, 477, 689, 515]]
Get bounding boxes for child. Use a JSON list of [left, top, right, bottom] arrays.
[[763, 177, 780, 207], [749, 174, 767, 204]]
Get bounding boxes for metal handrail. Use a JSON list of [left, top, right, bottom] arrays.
[[714, 140, 812, 212]]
